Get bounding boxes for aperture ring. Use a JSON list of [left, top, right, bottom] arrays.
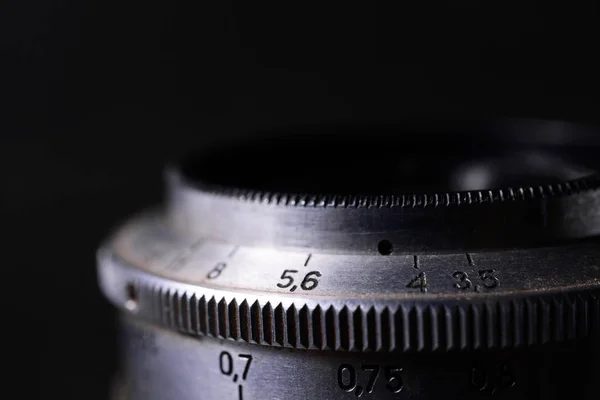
[[99, 253, 600, 352]]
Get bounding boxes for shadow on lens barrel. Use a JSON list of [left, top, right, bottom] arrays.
[[99, 119, 600, 399]]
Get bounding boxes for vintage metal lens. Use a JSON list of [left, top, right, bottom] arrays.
[[98, 120, 600, 399]]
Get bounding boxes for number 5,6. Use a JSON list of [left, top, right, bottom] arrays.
[[276, 270, 322, 292]]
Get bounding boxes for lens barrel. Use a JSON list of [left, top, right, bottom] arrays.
[[98, 120, 600, 400]]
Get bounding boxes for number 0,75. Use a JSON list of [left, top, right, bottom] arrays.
[[337, 363, 404, 394]]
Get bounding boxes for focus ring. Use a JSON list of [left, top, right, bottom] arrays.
[[101, 256, 600, 352], [141, 284, 600, 352]]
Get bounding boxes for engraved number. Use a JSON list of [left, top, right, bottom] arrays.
[[362, 364, 381, 393], [277, 270, 322, 291], [406, 272, 427, 293], [384, 366, 404, 393], [337, 364, 357, 392], [471, 363, 516, 394], [207, 262, 227, 280], [453, 271, 473, 290], [471, 365, 487, 391], [276, 270, 298, 289], [337, 363, 404, 395], [454, 270, 499, 291], [219, 351, 253, 380], [239, 354, 253, 380], [478, 269, 499, 288], [301, 271, 322, 290], [219, 351, 233, 376]]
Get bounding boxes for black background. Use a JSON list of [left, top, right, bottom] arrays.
[[2, 2, 600, 398]]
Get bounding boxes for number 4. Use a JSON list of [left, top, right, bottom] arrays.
[[406, 272, 427, 293]]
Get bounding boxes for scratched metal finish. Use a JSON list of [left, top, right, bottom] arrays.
[[167, 170, 600, 253], [97, 120, 600, 399], [97, 217, 600, 352], [114, 317, 599, 400], [166, 126, 600, 253], [108, 213, 600, 297]]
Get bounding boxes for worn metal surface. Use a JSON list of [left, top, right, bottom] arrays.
[[167, 170, 600, 253], [114, 317, 599, 400], [98, 220, 600, 351], [97, 120, 600, 399]]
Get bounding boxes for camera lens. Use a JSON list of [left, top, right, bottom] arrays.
[[98, 119, 600, 399]]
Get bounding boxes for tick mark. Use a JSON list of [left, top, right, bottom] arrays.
[[228, 246, 239, 258], [355, 386, 364, 397], [304, 253, 312, 266], [238, 385, 244, 400], [290, 285, 298, 292], [233, 374, 238, 382], [413, 255, 419, 269], [466, 253, 474, 267], [191, 239, 204, 250]]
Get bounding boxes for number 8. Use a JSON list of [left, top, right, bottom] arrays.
[[207, 262, 227, 279]]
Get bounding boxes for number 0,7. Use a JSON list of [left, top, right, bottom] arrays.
[[219, 352, 253, 380]]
